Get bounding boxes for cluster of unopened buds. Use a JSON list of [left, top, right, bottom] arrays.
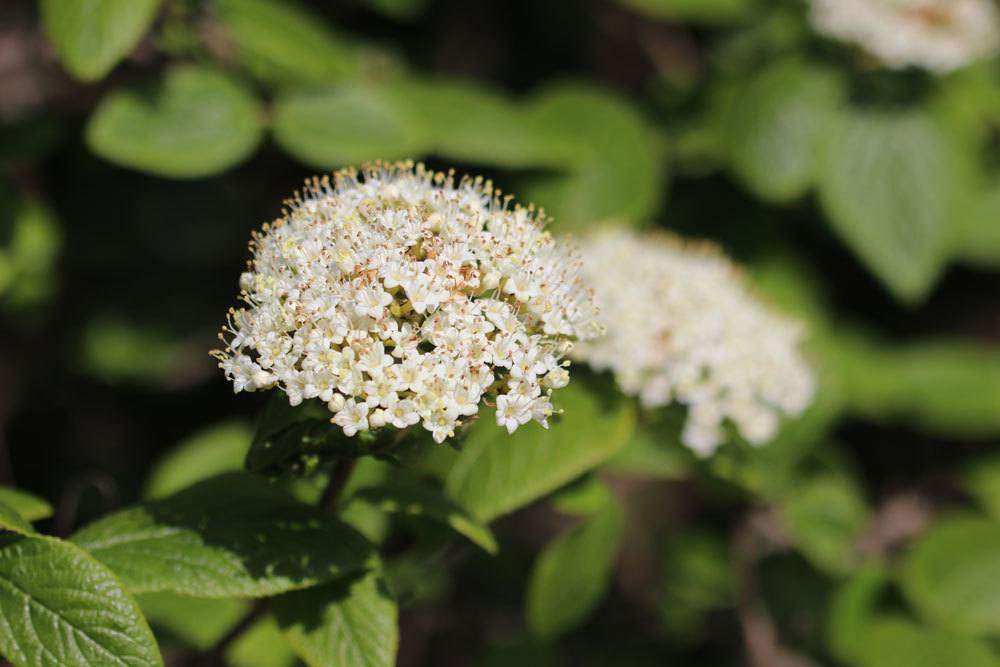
[[808, 0, 1000, 73], [573, 229, 816, 456], [213, 162, 601, 443]]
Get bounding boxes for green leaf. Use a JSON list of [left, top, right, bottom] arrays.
[[725, 60, 842, 202], [0, 534, 162, 667], [273, 569, 398, 667], [0, 486, 52, 522], [817, 107, 971, 302], [86, 67, 264, 178], [273, 84, 430, 169], [0, 198, 61, 308], [144, 420, 252, 499], [348, 482, 498, 554], [605, 425, 692, 481], [394, 78, 563, 168], [445, 383, 635, 521], [0, 499, 34, 536], [226, 615, 297, 667], [550, 475, 615, 517], [826, 567, 889, 663], [616, 0, 754, 24], [71, 472, 373, 598], [526, 499, 624, 637], [964, 456, 1000, 521], [215, 0, 361, 86], [137, 591, 248, 650], [835, 333, 1000, 438], [957, 178, 1000, 269], [781, 473, 869, 575], [659, 531, 734, 640], [40, 0, 161, 81], [520, 84, 663, 229], [857, 615, 1000, 667], [901, 515, 1000, 637]]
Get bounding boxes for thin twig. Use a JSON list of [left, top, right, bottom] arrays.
[[320, 456, 359, 514]]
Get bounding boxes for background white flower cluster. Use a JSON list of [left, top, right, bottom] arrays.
[[216, 163, 600, 443], [809, 0, 1000, 73], [573, 229, 816, 456]]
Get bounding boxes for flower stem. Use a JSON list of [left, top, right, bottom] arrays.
[[320, 456, 358, 514]]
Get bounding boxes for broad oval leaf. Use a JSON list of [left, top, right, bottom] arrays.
[[857, 615, 1000, 667], [520, 84, 663, 230], [901, 515, 1000, 636], [445, 382, 635, 521], [216, 0, 361, 86], [273, 569, 398, 667], [144, 420, 252, 499], [40, 0, 161, 81], [273, 84, 431, 169], [348, 481, 498, 554], [86, 67, 264, 178], [0, 485, 52, 522], [817, 108, 971, 302], [526, 499, 624, 637], [393, 78, 563, 168], [72, 473, 373, 598], [725, 60, 843, 202], [826, 568, 889, 663], [0, 534, 162, 667]]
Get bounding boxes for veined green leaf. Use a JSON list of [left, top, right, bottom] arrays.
[[72, 472, 373, 598], [273, 569, 398, 667], [0, 534, 162, 667]]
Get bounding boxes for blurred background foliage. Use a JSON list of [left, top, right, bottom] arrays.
[[4, 0, 1000, 665]]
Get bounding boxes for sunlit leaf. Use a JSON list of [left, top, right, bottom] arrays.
[[87, 67, 264, 178], [137, 591, 248, 650], [445, 383, 635, 521], [144, 420, 252, 499], [72, 473, 373, 598], [0, 534, 162, 667]]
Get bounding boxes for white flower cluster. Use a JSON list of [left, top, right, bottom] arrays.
[[809, 0, 1000, 73], [573, 229, 815, 457], [214, 162, 600, 443]]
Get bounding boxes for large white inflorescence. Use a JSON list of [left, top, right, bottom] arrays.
[[809, 0, 1000, 73], [214, 163, 601, 443], [573, 229, 815, 457]]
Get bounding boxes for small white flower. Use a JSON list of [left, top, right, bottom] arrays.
[[332, 399, 369, 437], [496, 393, 533, 434]]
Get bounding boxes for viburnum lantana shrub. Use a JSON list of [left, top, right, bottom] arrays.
[[573, 228, 816, 456], [808, 0, 1000, 73], [213, 161, 601, 443]]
